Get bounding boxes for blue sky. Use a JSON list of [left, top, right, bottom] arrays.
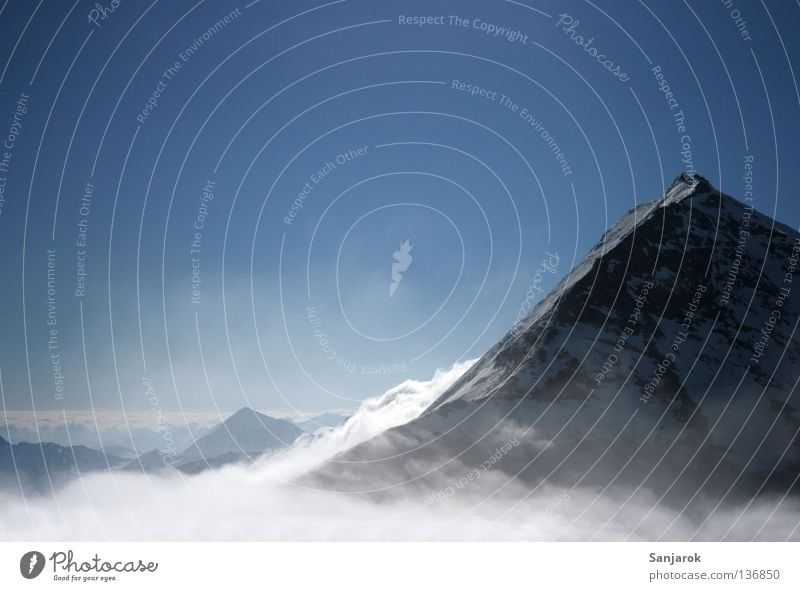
[[0, 0, 798, 415]]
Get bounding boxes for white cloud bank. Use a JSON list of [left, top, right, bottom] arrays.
[[258, 358, 477, 481], [1, 359, 798, 542]]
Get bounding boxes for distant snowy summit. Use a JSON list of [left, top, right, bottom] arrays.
[[0, 407, 309, 492], [308, 173, 800, 508], [125, 407, 304, 474]]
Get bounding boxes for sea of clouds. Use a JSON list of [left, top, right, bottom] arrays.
[[1, 359, 798, 541]]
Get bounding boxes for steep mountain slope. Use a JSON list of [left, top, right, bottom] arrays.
[[307, 174, 800, 509]]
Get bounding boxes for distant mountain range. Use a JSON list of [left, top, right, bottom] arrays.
[[122, 407, 304, 473], [306, 174, 800, 509], [0, 435, 126, 494], [0, 418, 212, 453], [2, 407, 311, 491]]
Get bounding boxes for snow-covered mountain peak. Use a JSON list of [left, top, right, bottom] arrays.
[[306, 173, 800, 508], [657, 173, 720, 213], [663, 171, 713, 204]]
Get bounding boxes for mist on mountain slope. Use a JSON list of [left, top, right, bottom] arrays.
[[0, 358, 797, 541]]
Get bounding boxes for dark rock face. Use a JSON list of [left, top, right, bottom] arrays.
[[307, 175, 800, 509]]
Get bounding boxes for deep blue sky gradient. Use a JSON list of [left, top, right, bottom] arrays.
[[0, 0, 798, 414]]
